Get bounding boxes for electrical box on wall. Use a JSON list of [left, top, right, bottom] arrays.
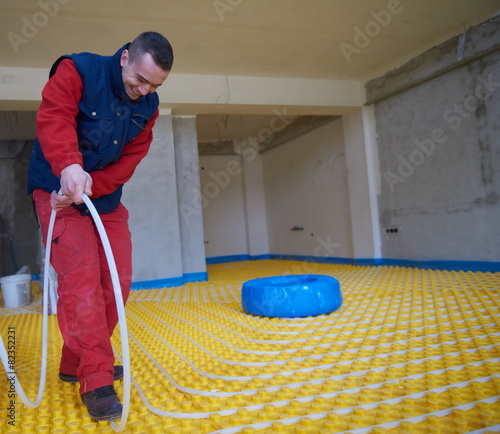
[[385, 226, 399, 236]]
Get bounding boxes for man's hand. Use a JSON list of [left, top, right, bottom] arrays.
[[50, 190, 74, 211], [57, 164, 93, 209]]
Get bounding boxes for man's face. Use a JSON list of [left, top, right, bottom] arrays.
[[120, 50, 169, 100]]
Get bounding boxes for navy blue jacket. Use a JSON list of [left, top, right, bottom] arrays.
[[27, 44, 159, 214]]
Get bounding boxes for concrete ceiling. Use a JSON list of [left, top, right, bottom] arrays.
[[2, 0, 499, 80], [1, 0, 499, 146]]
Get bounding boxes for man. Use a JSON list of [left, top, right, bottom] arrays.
[[27, 31, 173, 421]]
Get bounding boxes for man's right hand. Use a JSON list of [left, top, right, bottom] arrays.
[[59, 164, 93, 205]]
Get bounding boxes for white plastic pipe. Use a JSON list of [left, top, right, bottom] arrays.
[[0, 194, 130, 432], [0, 210, 52, 408], [81, 194, 130, 432]]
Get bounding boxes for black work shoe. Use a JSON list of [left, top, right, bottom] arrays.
[[81, 385, 122, 421], [59, 366, 124, 383]]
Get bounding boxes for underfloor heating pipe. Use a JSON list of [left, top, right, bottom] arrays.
[[0, 193, 131, 432]]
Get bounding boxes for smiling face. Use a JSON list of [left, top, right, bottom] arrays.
[[120, 49, 170, 100]]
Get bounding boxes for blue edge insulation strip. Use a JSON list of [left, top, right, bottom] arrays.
[[31, 255, 500, 290]]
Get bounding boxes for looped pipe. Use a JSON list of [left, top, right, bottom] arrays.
[[0, 194, 131, 432]]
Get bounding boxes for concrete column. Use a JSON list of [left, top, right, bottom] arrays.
[[342, 107, 381, 261], [234, 138, 270, 258], [173, 116, 207, 280], [123, 110, 184, 282]]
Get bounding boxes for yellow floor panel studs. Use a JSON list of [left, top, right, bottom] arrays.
[[1, 260, 499, 433]]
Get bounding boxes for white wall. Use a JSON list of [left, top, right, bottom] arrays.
[[235, 139, 270, 258], [343, 107, 381, 260], [262, 119, 353, 259], [199, 154, 248, 258]]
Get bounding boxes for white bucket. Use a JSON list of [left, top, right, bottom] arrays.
[[0, 274, 32, 308]]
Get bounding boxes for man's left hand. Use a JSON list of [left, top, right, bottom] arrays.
[[50, 190, 74, 211]]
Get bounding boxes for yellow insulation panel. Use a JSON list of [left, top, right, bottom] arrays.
[[0, 260, 499, 433]]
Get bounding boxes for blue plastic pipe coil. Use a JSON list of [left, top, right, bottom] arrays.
[[242, 274, 342, 318]]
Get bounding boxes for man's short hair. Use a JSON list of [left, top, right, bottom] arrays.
[[128, 31, 174, 72]]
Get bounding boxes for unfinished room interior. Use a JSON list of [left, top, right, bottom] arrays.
[[0, 0, 499, 432]]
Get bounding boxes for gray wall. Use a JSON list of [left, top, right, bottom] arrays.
[[367, 15, 500, 262], [0, 112, 39, 277], [120, 114, 208, 283], [172, 116, 206, 278], [1, 112, 207, 284], [0, 139, 40, 276], [122, 113, 185, 282]]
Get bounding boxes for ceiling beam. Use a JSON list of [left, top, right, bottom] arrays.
[[0, 67, 365, 114]]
